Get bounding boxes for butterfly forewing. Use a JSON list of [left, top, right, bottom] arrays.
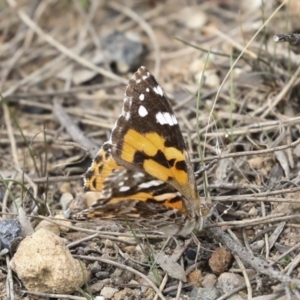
[[110, 66, 198, 201]]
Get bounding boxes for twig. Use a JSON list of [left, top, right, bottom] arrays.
[[270, 242, 300, 267], [1, 171, 17, 218], [31, 175, 83, 184], [208, 214, 300, 229], [6, 255, 15, 300], [212, 185, 300, 202], [273, 33, 300, 45], [261, 64, 300, 118], [234, 255, 252, 299], [196, 138, 300, 163], [154, 274, 168, 300], [2, 104, 20, 171], [32, 214, 167, 239], [200, 115, 300, 138], [52, 99, 98, 157]]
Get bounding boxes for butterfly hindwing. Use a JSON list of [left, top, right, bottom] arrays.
[[84, 143, 186, 212], [84, 143, 123, 194]]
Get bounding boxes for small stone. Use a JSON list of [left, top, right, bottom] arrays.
[[102, 31, 147, 73], [248, 207, 258, 217], [209, 248, 232, 275], [179, 7, 207, 29], [35, 220, 60, 236], [204, 70, 220, 88], [123, 245, 136, 253], [217, 273, 245, 294], [190, 287, 220, 300], [250, 240, 265, 252], [54, 213, 72, 232], [60, 192, 74, 211], [0, 219, 22, 251], [59, 182, 71, 194], [202, 274, 217, 288], [187, 269, 202, 287], [16, 200, 34, 236], [10, 228, 89, 293], [114, 288, 133, 300], [90, 280, 105, 293], [100, 286, 118, 299], [248, 157, 264, 169]]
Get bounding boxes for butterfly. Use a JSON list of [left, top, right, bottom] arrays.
[[79, 66, 207, 236]]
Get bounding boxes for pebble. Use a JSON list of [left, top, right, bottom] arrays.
[[217, 272, 245, 294], [209, 247, 232, 274], [100, 286, 118, 299], [0, 219, 22, 251], [10, 228, 89, 293]]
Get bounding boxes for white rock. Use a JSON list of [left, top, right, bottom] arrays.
[[60, 192, 74, 210], [35, 220, 60, 236], [179, 7, 207, 29], [248, 206, 258, 217], [100, 286, 118, 299], [217, 272, 245, 294], [10, 228, 89, 293], [54, 213, 72, 232]]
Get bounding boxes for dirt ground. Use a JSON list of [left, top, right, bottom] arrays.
[[1, 0, 300, 299]]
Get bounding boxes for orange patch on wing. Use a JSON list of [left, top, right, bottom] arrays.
[[106, 192, 185, 212], [121, 129, 188, 185], [85, 148, 123, 191]]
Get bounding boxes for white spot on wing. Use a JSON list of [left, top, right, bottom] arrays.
[[122, 99, 131, 120], [103, 189, 112, 198], [146, 88, 150, 92], [165, 113, 172, 125], [118, 181, 124, 186], [138, 180, 163, 189], [156, 112, 178, 125], [153, 85, 164, 96], [124, 111, 131, 120], [139, 94, 145, 101], [119, 186, 130, 192], [138, 105, 148, 117], [133, 173, 144, 178]]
